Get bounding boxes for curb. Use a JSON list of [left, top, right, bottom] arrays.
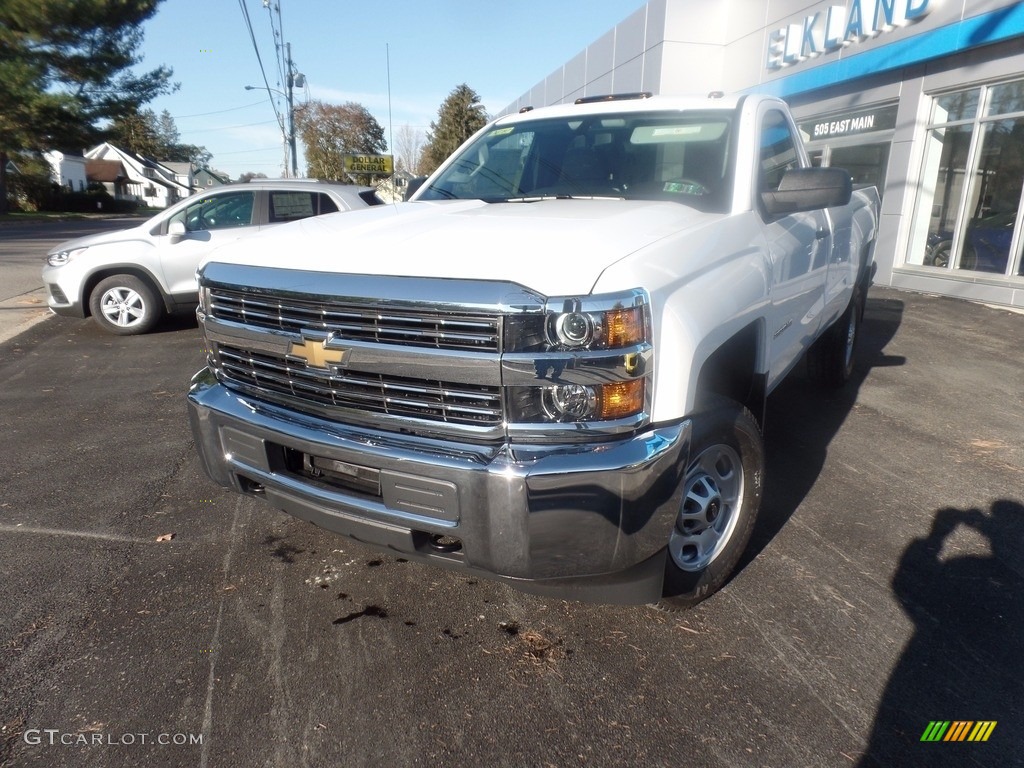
[[0, 288, 51, 345]]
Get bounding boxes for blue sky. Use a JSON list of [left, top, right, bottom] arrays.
[[137, 1, 647, 178]]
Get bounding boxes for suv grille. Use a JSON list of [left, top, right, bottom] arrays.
[[217, 345, 503, 427], [209, 288, 500, 352]]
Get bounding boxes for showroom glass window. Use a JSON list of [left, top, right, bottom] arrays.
[[909, 80, 1024, 277], [800, 104, 897, 196]]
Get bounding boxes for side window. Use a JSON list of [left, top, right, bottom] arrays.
[[758, 110, 800, 194], [170, 191, 255, 232], [269, 191, 317, 223], [318, 193, 339, 214], [268, 191, 342, 223]]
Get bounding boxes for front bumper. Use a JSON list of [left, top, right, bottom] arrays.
[[187, 368, 691, 604], [42, 264, 86, 318]]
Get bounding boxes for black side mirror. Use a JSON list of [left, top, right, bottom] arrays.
[[762, 167, 853, 216], [405, 176, 428, 201]]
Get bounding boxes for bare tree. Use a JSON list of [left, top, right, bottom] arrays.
[[394, 124, 424, 175]]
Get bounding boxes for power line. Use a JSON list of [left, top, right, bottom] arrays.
[[173, 101, 267, 119], [180, 118, 282, 133], [265, 0, 288, 92], [215, 145, 284, 155], [237, 0, 285, 135]]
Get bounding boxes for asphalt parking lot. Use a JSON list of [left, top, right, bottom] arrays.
[[1, 221, 1022, 767]]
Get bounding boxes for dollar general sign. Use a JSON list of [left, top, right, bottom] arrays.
[[344, 154, 394, 175]]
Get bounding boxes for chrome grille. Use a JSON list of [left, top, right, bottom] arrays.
[[216, 345, 503, 427], [209, 289, 500, 352]]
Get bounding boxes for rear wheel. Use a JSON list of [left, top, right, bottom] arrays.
[[89, 274, 163, 335], [807, 286, 863, 388], [657, 399, 764, 611]]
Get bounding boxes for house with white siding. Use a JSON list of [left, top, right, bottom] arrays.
[[43, 151, 89, 192], [84, 143, 192, 208]]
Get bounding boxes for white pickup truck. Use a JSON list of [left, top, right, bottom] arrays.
[[187, 93, 878, 609]]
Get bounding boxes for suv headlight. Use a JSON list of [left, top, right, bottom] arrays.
[[46, 246, 88, 267]]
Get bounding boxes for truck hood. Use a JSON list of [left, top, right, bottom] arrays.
[[203, 199, 714, 297]]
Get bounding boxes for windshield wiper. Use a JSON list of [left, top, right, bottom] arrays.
[[498, 194, 625, 203]]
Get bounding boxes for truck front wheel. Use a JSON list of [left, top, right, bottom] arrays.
[[657, 399, 764, 611]]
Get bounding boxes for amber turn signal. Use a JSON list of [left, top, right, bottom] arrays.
[[603, 305, 646, 348], [597, 378, 645, 419]]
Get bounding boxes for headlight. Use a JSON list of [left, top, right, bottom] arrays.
[[46, 246, 88, 267], [540, 379, 645, 422], [547, 304, 646, 349], [505, 289, 652, 430], [544, 382, 596, 420], [551, 311, 592, 346]]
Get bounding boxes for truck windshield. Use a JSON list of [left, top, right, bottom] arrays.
[[417, 110, 734, 212]]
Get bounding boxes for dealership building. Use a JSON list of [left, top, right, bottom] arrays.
[[505, 0, 1024, 309]]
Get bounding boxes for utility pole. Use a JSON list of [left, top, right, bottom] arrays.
[[244, 0, 302, 177], [286, 42, 299, 178]]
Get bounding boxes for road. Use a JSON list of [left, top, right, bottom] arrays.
[[1, 221, 1022, 767]]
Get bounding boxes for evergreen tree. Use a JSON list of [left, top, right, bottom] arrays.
[[0, 0, 176, 212], [421, 84, 488, 175], [108, 109, 163, 158], [155, 109, 181, 151], [107, 108, 211, 166]]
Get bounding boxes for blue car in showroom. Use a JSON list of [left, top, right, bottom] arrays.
[[926, 210, 1017, 273]]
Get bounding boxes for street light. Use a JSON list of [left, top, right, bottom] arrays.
[[244, 44, 301, 177]]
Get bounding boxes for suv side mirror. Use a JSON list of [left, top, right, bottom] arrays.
[[762, 167, 853, 216], [168, 220, 186, 243]]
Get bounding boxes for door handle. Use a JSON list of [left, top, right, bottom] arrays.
[[815, 228, 830, 240]]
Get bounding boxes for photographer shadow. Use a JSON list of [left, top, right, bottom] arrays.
[[859, 500, 1024, 767]]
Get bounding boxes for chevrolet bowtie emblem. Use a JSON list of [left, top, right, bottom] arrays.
[[287, 336, 350, 370]]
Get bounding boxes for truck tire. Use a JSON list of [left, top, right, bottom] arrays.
[[807, 286, 863, 388], [657, 398, 764, 611], [89, 274, 163, 335]]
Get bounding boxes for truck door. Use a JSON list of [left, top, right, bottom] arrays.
[[757, 107, 831, 390]]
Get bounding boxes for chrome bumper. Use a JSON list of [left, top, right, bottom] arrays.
[[187, 367, 691, 604]]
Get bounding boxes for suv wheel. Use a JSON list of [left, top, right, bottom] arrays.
[[89, 274, 163, 335]]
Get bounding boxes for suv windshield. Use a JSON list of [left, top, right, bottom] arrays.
[[417, 110, 734, 212]]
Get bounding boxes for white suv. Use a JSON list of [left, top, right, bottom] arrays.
[[42, 180, 382, 335]]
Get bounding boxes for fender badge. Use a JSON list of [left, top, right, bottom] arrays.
[[287, 336, 350, 370]]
